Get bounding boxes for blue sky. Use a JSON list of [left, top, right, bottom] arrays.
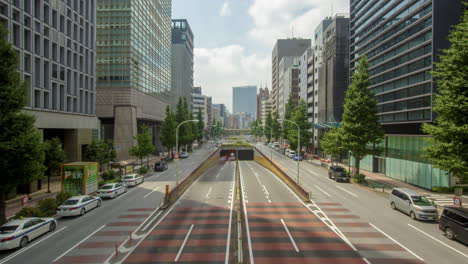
[[173, 0, 349, 112]]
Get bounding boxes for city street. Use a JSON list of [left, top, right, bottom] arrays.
[[256, 144, 468, 264], [0, 145, 217, 264], [122, 157, 235, 263]]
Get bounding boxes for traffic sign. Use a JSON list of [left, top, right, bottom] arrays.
[[174, 153, 180, 159], [21, 196, 29, 206], [454, 197, 462, 208]]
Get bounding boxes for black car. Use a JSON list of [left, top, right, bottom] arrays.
[[154, 160, 168, 172], [328, 166, 350, 182], [439, 207, 468, 244]]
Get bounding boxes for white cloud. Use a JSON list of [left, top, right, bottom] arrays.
[[194, 45, 270, 112], [220, 1, 231, 17], [248, 0, 349, 46]]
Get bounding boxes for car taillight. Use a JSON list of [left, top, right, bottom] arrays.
[[107, 191, 113, 193], [1, 236, 14, 242], [128, 180, 134, 182], [69, 207, 78, 210]]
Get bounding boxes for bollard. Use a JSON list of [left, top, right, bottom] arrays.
[[115, 243, 119, 259], [129, 231, 132, 246]]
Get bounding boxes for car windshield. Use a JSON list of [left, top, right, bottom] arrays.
[[63, 199, 79, 205], [101, 185, 114, 190], [123, 176, 135, 180], [155, 162, 161, 166], [0, 225, 18, 234], [411, 196, 432, 206], [335, 167, 345, 172]]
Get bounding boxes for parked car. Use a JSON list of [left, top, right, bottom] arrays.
[[122, 174, 144, 187], [389, 188, 437, 220], [439, 207, 468, 244], [57, 195, 102, 217], [285, 149, 291, 156], [288, 151, 296, 158], [154, 160, 168, 172], [328, 166, 350, 182], [293, 154, 303, 161], [97, 183, 127, 198], [0, 217, 57, 250], [180, 152, 189, 158]]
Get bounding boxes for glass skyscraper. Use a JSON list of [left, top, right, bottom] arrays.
[[96, 0, 172, 160], [350, 0, 463, 189]]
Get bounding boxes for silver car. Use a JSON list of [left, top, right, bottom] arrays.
[[389, 188, 437, 221]]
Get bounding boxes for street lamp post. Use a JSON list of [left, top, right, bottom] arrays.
[[278, 119, 300, 186], [176, 119, 199, 184], [263, 124, 274, 161]]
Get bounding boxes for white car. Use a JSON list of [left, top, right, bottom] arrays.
[[288, 151, 296, 158], [97, 183, 127, 198], [57, 195, 102, 217], [180, 152, 189, 158], [122, 174, 144, 187], [0, 217, 57, 250]]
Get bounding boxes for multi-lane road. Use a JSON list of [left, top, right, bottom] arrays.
[[0, 145, 216, 264], [256, 143, 468, 264]]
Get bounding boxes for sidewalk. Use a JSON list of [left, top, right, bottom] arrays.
[[5, 178, 62, 218], [305, 158, 465, 209]]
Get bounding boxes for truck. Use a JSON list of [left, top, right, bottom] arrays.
[[61, 162, 99, 195]]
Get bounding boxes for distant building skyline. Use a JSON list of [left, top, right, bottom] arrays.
[[232, 86, 257, 118]]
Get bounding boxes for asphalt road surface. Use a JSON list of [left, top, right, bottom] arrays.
[[256, 144, 468, 264], [0, 145, 217, 264], [122, 157, 236, 263]]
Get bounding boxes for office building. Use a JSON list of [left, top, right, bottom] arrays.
[[277, 57, 300, 119], [350, 0, 463, 189], [96, 0, 172, 160], [232, 86, 257, 117], [0, 0, 99, 193], [271, 39, 311, 113], [256, 87, 269, 121], [192, 86, 211, 130], [171, 19, 194, 110], [212, 103, 227, 125], [0, 0, 99, 161]]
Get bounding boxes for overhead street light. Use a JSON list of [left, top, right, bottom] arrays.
[[176, 119, 199, 184], [278, 119, 301, 186]]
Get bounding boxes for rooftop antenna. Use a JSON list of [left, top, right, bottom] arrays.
[[331, 1, 334, 17]]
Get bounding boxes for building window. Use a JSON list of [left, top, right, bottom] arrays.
[[52, 83, 58, 110], [24, 54, 31, 73], [34, 34, 40, 55], [44, 91, 49, 109], [34, 90, 41, 108]]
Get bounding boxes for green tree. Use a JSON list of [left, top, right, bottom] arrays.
[[190, 110, 199, 146], [182, 98, 193, 151], [283, 95, 296, 138], [272, 112, 281, 141], [0, 25, 46, 223], [85, 139, 116, 173], [287, 99, 311, 153], [197, 108, 204, 144], [265, 112, 273, 143], [160, 106, 176, 157], [422, 9, 468, 183], [321, 127, 346, 165], [43, 138, 66, 193], [129, 125, 155, 168], [341, 56, 384, 177]]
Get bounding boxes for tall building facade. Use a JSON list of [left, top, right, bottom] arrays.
[[271, 39, 311, 114], [232, 86, 257, 117], [0, 0, 99, 166], [191, 86, 211, 131], [278, 57, 299, 119], [256, 87, 269, 121], [350, 0, 463, 189], [311, 18, 332, 152], [212, 103, 227, 125], [171, 19, 193, 110], [317, 14, 350, 140], [96, 0, 172, 160]]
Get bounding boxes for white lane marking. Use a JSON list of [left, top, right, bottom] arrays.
[[0, 226, 67, 264], [152, 170, 168, 179], [141, 211, 163, 232], [174, 224, 194, 262], [370, 223, 424, 261], [239, 163, 254, 264], [281, 219, 299, 252], [206, 186, 213, 199], [268, 199, 272, 203], [462, 195, 468, 198], [143, 186, 160, 198], [336, 185, 358, 198], [53, 225, 106, 262], [225, 181, 235, 264], [408, 224, 468, 259], [314, 184, 331, 197]]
